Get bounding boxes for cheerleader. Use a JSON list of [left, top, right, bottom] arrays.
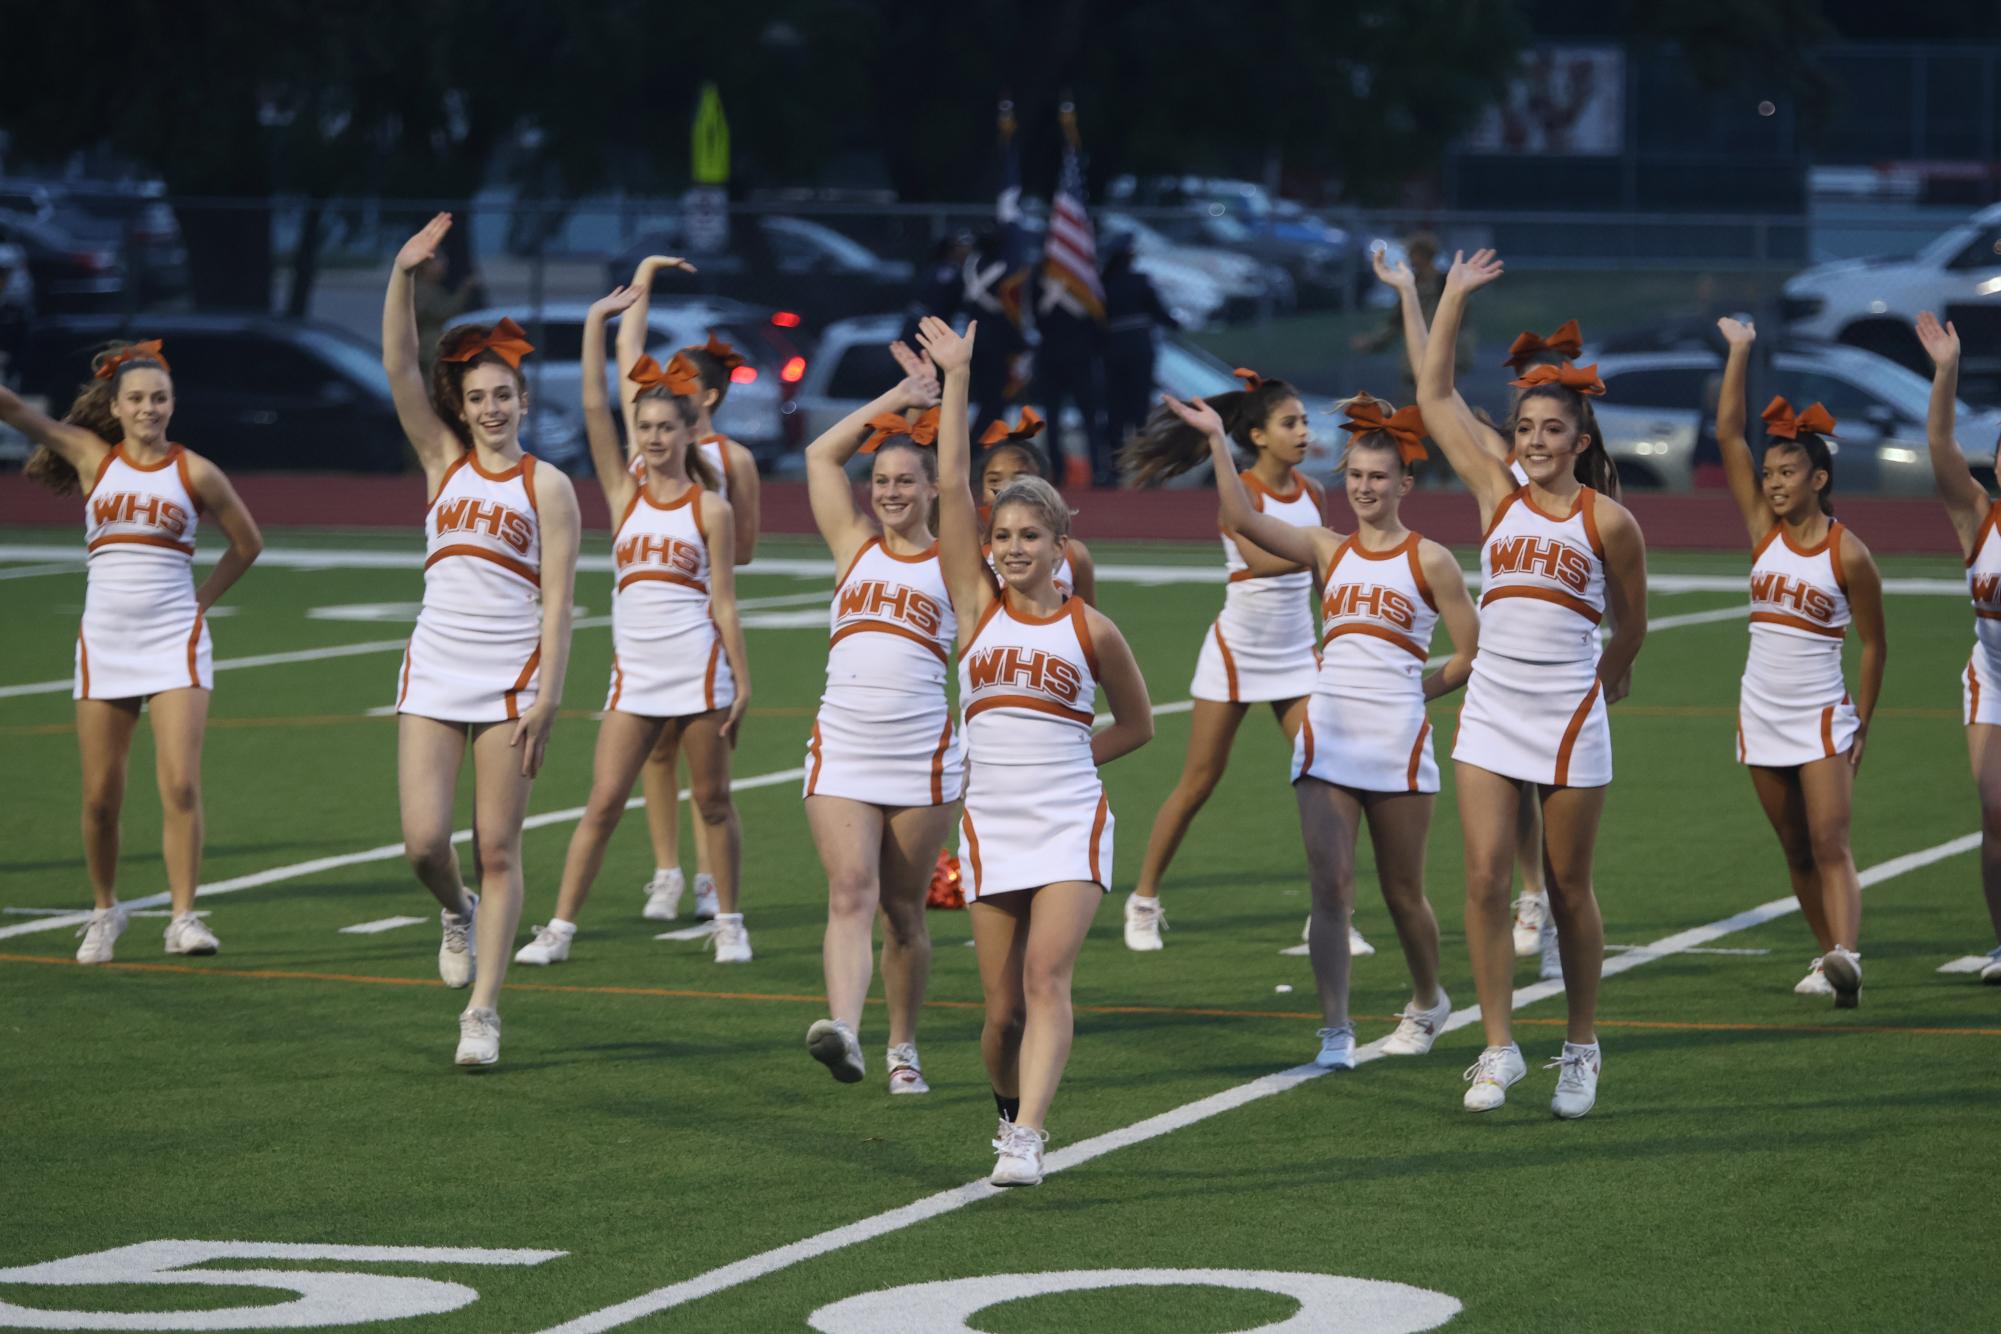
[[3, 344, 262, 964], [512, 288, 752, 968], [1916, 312, 2001, 982], [797, 347, 956, 1094], [1416, 249, 1649, 1118], [921, 316, 1154, 1186], [1162, 390, 1478, 1068], [1117, 368, 1353, 955], [383, 214, 582, 1067], [1716, 319, 1885, 1005], [1371, 243, 1580, 970]]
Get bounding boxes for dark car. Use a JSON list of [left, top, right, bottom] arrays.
[[609, 215, 913, 327], [0, 179, 190, 307], [16, 314, 406, 472], [0, 213, 124, 313]]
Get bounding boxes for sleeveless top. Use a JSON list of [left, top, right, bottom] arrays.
[[1967, 504, 2001, 665], [959, 594, 1100, 767], [422, 451, 542, 635], [1746, 522, 1851, 688], [826, 537, 957, 696], [1219, 470, 1319, 626], [613, 481, 712, 639], [1478, 486, 1606, 664], [84, 445, 201, 601], [1316, 532, 1439, 700]]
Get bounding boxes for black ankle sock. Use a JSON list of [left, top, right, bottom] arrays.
[[993, 1091, 1021, 1123]]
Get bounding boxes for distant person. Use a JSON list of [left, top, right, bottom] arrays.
[[1034, 281, 1112, 487], [1101, 233, 1178, 453], [1353, 233, 1462, 387], [413, 249, 481, 376], [902, 232, 1021, 440]]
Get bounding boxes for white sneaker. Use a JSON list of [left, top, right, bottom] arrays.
[[886, 1043, 929, 1094], [1348, 923, 1376, 957], [438, 892, 477, 989], [163, 913, 219, 956], [1313, 1025, 1356, 1070], [1512, 894, 1548, 958], [1794, 956, 1835, 996], [1982, 945, 2001, 984], [1821, 946, 1861, 1008], [710, 913, 751, 963], [1462, 1043, 1526, 1112], [1123, 893, 1165, 951], [74, 905, 127, 965], [806, 1018, 865, 1083], [692, 874, 719, 922], [455, 1007, 500, 1066], [1547, 1041, 1601, 1119], [1302, 914, 1311, 943], [1538, 912, 1563, 982], [641, 868, 685, 921], [1381, 989, 1453, 1056], [513, 922, 572, 966], [990, 1121, 1048, 1187]]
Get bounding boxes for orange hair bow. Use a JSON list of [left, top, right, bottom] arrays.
[[1762, 396, 1837, 440], [439, 317, 535, 369], [860, 406, 941, 454], [1233, 367, 1264, 390], [95, 339, 170, 378], [979, 407, 1045, 445], [1339, 396, 1429, 465], [1509, 362, 1605, 396], [1501, 318, 1583, 371], [629, 352, 703, 397], [693, 332, 745, 373]]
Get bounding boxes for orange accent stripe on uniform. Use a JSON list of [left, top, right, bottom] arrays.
[[1736, 712, 1746, 763], [1480, 584, 1603, 624], [1213, 623, 1241, 701], [1820, 703, 1836, 757], [827, 620, 948, 664], [1552, 679, 1603, 787], [805, 719, 824, 796], [86, 451, 119, 496], [608, 654, 624, 711], [1087, 791, 1110, 886], [962, 810, 984, 895], [504, 645, 543, 722], [1976, 609, 2001, 620], [424, 544, 541, 588], [1298, 714, 1316, 777], [1748, 610, 1845, 639], [616, 570, 709, 595], [1405, 720, 1432, 791], [76, 630, 90, 697], [703, 639, 721, 712], [963, 695, 1095, 727], [1319, 622, 1427, 660], [928, 714, 954, 806], [185, 611, 204, 688], [85, 533, 195, 555], [833, 537, 880, 590], [1970, 657, 1983, 726]]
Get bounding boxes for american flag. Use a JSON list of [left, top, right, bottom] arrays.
[[1041, 104, 1105, 323]]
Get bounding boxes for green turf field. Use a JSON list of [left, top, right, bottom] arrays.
[[1, 525, 1995, 1333]]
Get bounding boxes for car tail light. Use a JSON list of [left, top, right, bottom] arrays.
[[780, 356, 806, 384], [770, 310, 801, 328], [70, 249, 117, 272], [730, 365, 758, 384]]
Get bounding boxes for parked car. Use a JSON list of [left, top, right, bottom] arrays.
[[1782, 202, 2001, 377], [1111, 175, 1365, 303], [15, 314, 405, 472], [1101, 211, 1295, 321], [608, 215, 914, 328], [0, 212, 124, 313], [0, 178, 190, 306], [1589, 341, 2001, 493], [452, 300, 806, 473]]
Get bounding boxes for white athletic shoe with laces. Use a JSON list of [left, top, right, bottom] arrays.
[[990, 1121, 1049, 1187], [1537, 913, 1563, 982], [1982, 945, 2001, 984], [710, 913, 751, 963], [692, 874, 720, 922], [886, 1043, 929, 1094], [641, 868, 685, 921], [1547, 1041, 1602, 1119], [163, 913, 219, 956], [1313, 1025, 1356, 1070], [1348, 923, 1376, 957], [74, 905, 127, 965], [1123, 893, 1165, 951], [1794, 956, 1835, 996], [455, 1007, 500, 1066], [805, 1018, 865, 1083], [438, 892, 477, 989], [1512, 894, 1548, 958], [1462, 1043, 1527, 1112], [1381, 989, 1453, 1056], [513, 923, 572, 965], [1821, 946, 1862, 1008]]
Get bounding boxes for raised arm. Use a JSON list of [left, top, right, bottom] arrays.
[[183, 454, 263, 613], [1416, 250, 1517, 521], [1085, 608, 1153, 766], [1841, 529, 1885, 773], [700, 494, 753, 743], [616, 254, 696, 426], [722, 440, 761, 565], [1916, 311, 1989, 555], [1161, 393, 1336, 573], [1418, 539, 1478, 700], [0, 382, 113, 486], [1594, 500, 1648, 703], [581, 285, 643, 522], [802, 369, 938, 567], [514, 464, 580, 778], [915, 316, 992, 629], [1713, 317, 1771, 543], [1369, 246, 1509, 462], [383, 214, 466, 484]]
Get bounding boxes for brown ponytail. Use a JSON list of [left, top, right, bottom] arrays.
[[1119, 379, 1302, 488], [26, 344, 166, 496]]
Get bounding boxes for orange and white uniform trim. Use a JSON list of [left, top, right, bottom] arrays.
[[1293, 532, 1441, 794], [604, 483, 732, 718], [74, 444, 212, 700], [1737, 522, 1858, 765], [1191, 469, 1321, 703], [802, 537, 964, 807], [1453, 486, 1612, 787], [957, 593, 1112, 899], [1964, 502, 2001, 727], [395, 451, 545, 724]]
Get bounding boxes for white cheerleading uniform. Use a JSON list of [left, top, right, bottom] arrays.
[[1736, 523, 1858, 765], [804, 537, 964, 807], [1454, 487, 1612, 787], [696, 435, 731, 498], [75, 445, 211, 700], [1293, 533, 1441, 794], [605, 483, 731, 718], [1191, 470, 1321, 703], [1965, 504, 2001, 727], [396, 452, 545, 724], [958, 594, 1111, 899]]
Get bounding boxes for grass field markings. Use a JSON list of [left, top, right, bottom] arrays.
[[0, 560, 85, 581], [653, 925, 716, 942], [1936, 954, 1997, 974], [1603, 943, 1770, 956], [531, 827, 1984, 1334], [338, 916, 428, 935]]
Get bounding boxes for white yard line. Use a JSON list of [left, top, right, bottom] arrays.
[[0, 560, 85, 581], [534, 829, 1979, 1333], [337, 916, 428, 935]]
